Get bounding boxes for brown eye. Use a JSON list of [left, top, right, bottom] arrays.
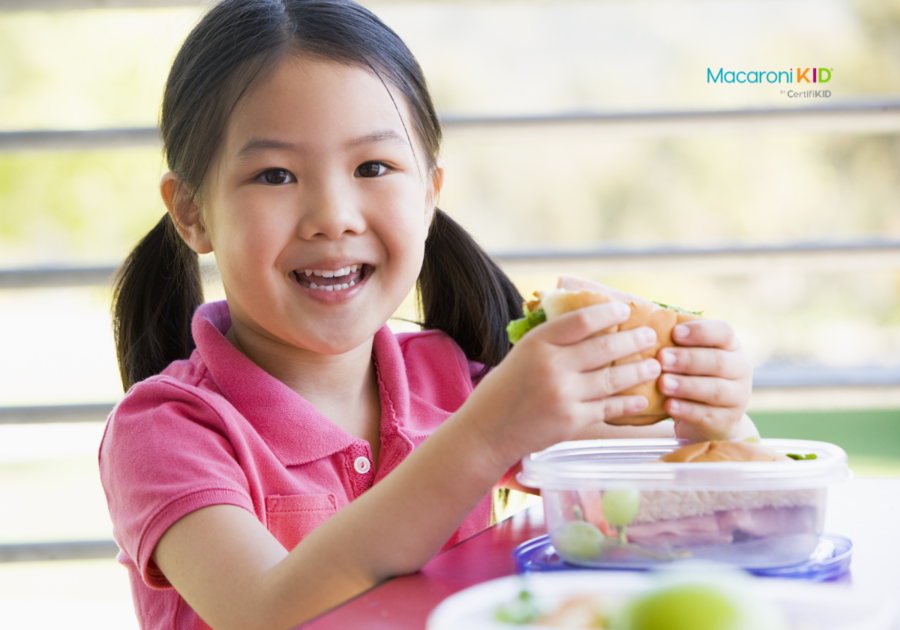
[[356, 162, 386, 178], [262, 169, 291, 185]]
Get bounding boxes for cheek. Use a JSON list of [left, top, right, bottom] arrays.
[[380, 179, 431, 233], [210, 201, 287, 274]]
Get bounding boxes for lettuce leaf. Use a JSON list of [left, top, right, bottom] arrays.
[[652, 300, 703, 316], [506, 307, 547, 345], [507, 298, 701, 346]]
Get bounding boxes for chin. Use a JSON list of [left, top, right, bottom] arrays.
[[295, 327, 379, 357]]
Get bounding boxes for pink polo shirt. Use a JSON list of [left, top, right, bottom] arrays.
[[99, 301, 494, 629]]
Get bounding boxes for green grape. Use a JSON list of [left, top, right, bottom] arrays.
[[551, 520, 605, 561], [494, 590, 541, 625], [602, 489, 641, 527]]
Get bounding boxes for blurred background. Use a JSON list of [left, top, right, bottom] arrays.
[[1, 0, 899, 627]]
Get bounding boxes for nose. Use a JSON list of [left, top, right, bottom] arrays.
[[295, 173, 366, 241]]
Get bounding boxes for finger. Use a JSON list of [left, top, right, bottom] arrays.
[[667, 398, 741, 440], [672, 319, 740, 351], [658, 347, 749, 379], [533, 302, 631, 346], [568, 326, 658, 372], [580, 359, 661, 400], [581, 395, 649, 425], [658, 374, 749, 408]]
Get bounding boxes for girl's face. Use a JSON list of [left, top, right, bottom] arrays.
[[188, 56, 441, 356]]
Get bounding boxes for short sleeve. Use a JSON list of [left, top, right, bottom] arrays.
[[398, 330, 477, 411], [99, 378, 255, 589]]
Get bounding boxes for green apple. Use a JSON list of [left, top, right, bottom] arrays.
[[617, 580, 788, 630]]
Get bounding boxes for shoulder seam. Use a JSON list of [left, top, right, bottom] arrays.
[[116, 376, 232, 432]]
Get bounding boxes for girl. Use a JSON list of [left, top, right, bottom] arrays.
[[100, 1, 756, 628]]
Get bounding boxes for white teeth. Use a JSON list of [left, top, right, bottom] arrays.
[[296, 265, 364, 291], [302, 265, 362, 278]]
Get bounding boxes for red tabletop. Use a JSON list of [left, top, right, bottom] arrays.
[[299, 503, 546, 629], [299, 478, 900, 629]]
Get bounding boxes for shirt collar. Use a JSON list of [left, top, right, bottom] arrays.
[[191, 301, 410, 467]]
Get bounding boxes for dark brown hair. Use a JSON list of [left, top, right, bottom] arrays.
[[113, 0, 522, 390]]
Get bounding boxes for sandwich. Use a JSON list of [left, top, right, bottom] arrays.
[[618, 441, 817, 549], [507, 287, 703, 426]]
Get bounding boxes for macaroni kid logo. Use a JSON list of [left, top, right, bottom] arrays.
[[707, 67, 833, 98]]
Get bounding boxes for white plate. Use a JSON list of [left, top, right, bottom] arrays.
[[426, 571, 898, 630]]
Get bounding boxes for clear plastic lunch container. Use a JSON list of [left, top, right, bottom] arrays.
[[517, 439, 851, 570]]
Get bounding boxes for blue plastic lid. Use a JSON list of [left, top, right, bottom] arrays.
[[513, 533, 852, 582]]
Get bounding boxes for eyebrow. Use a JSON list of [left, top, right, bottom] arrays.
[[235, 129, 409, 160], [345, 129, 409, 149]]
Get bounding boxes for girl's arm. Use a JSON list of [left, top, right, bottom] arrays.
[[153, 300, 660, 630], [153, 411, 503, 630]]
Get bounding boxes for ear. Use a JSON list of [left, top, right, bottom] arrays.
[[160, 172, 212, 254], [425, 158, 445, 227]]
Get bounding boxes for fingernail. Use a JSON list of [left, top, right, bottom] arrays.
[[661, 375, 678, 393], [641, 327, 656, 344], [644, 359, 661, 378], [660, 350, 676, 369], [613, 302, 630, 318], [668, 399, 680, 413], [674, 324, 690, 341]]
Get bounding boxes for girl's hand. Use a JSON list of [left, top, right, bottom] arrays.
[[558, 274, 756, 442], [465, 301, 662, 469], [659, 320, 754, 441]]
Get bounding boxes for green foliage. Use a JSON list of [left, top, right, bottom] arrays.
[[0, 149, 166, 264], [752, 409, 900, 461], [0, 9, 199, 129]]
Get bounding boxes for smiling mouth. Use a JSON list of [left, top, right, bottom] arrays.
[[292, 264, 369, 291]]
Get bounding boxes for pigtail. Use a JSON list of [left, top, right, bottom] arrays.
[[418, 209, 523, 375], [112, 215, 203, 391]]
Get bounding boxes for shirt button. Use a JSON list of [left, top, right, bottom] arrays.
[[353, 456, 371, 474]]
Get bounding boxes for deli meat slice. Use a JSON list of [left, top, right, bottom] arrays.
[[627, 513, 732, 547], [627, 506, 817, 549], [716, 506, 816, 539]]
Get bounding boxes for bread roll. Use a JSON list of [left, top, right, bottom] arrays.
[[535, 289, 702, 426], [658, 440, 792, 463]]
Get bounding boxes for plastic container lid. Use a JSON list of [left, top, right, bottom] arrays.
[[518, 439, 850, 491]]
